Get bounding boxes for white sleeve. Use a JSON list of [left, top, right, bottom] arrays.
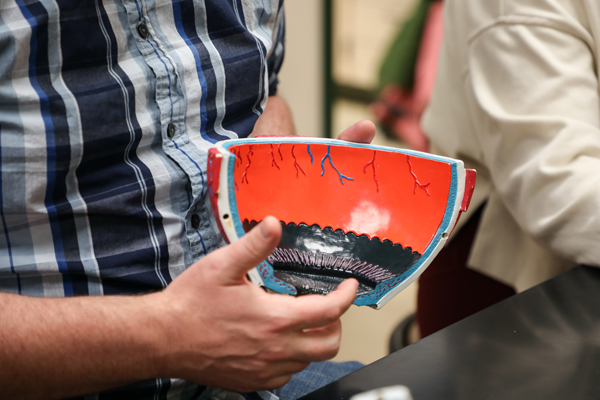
[[466, 21, 600, 266]]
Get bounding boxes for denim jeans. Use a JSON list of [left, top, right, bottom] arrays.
[[200, 361, 363, 400]]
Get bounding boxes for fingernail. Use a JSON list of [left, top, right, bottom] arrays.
[[259, 220, 272, 239]]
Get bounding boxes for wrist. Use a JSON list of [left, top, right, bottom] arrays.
[[137, 291, 178, 379]]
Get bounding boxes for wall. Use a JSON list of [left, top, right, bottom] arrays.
[[277, 0, 324, 138]]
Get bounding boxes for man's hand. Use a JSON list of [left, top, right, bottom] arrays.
[[155, 216, 358, 392], [251, 95, 376, 145], [0, 217, 357, 399]]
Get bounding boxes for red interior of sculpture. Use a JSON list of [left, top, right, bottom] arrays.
[[229, 142, 451, 254]]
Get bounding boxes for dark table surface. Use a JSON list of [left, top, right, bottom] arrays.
[[301, 266, 600, 400]]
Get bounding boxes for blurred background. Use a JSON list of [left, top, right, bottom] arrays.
[[277, 0, 423, 364]]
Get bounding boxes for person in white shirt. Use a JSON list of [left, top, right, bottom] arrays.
[[419, 0, 600, 334]]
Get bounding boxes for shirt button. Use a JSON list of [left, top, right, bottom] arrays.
[[191, 214, 200, 230], [137, 23, 149, 39], [167, 123, 176, 138]]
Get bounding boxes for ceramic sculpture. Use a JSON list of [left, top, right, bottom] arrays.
[[207, 137, 475, 309]]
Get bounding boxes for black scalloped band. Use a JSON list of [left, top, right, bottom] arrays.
[[243, 220, 421, 295]]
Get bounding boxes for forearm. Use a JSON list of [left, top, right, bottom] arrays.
[[250, 95, 296, 137], [412, 0, 443, 113], [0, 217, 358, 399], [0, 292, 167, 400]]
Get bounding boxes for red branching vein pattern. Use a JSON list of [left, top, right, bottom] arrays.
[[291, 145, 306, 178], [236, 148, 243, 166], [407, 156, 431, 195], [363, 150, 379, 192], [270, 144, 280, 169], [278, 143, 283, 161], [241, 145, 254, 184]]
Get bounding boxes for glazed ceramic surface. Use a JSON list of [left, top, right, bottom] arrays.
[[207, 137, 475, 309]]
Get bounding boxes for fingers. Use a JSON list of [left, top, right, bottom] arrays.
[[263, 361, 310, 378], [287, 279, 358, 331], [216, 361, 310, 393], [270, 280, 357, 363], [209, 216, 282, 285], [336, 120, 376, 144], [257, 373, 294, 392], [286, 320, 343, 362], [247, 361, 310, 391]]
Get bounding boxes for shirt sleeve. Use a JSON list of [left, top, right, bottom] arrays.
[[266, 6, 285, 96], [465, 21, 600, 266]]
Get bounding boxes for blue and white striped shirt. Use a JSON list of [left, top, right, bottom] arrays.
[[0, 0, 284, 398]]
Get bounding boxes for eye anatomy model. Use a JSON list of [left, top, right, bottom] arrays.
[[207, 137, 475, 309]]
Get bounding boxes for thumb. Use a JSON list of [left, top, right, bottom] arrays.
[[336, 119, 376, 144], [211, 216, 282, 285]]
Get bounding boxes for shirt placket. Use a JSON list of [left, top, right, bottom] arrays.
[[122, 0, 217, 260]]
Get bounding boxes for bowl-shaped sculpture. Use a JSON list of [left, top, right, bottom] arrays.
[[207, 137, 475, 309]]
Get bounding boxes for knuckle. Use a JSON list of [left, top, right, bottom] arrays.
[[266, 309, 292, 332], [298, 361, 311, 371], [254, 368, 275, 382], [264, 375, 292, 391], [322, 345, 339, 360], [312, 329, 342, 360], [240, 235, 263, 260], [307, 341, 338, 361], [234, 376, 261, 393], [243, 362, 273, 385], [324, 339, 341, 359], [203, 258, 221, 274], [262, 345, 289, 362], [324, 307, 340, 324]]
